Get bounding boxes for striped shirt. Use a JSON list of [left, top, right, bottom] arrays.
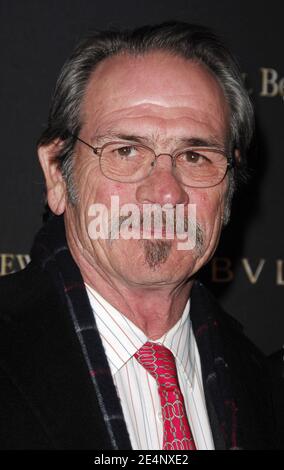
[[85, 283, 214, 450]]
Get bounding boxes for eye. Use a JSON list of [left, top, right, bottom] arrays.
[[115, 145, 138, 158], [182, 150, 208, 164]]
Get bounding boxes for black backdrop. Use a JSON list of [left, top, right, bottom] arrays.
[[0, 0, 283, 356]]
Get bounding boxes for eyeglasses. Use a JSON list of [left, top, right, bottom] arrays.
[[72, 135, 234, 188]]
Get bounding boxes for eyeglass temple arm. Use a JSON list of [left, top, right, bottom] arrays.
[[69, 133, 100, 154]]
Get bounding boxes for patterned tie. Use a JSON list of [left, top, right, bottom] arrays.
[[134, 341, 196, 450]]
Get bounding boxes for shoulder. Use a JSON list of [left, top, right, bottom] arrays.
[[190, 280, 272, 404], [190, 280, 244, 345], [0, 262, 62, 347], [191, 280, 264, 363], [0, 262, 52, 303]]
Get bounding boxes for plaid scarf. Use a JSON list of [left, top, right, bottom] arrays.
[[31, 214, 132, 450], [30, 213, 241, 450]]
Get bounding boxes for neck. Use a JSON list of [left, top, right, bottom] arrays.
[[85, 266, 193, 339]]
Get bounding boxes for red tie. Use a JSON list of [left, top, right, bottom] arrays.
[[134, 341, 196, 450]]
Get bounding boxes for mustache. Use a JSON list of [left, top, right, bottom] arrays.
[[106, 206, 204, 255], [116, 210, 190, 233]]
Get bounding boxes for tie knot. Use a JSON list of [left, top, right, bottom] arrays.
[[134, 341, 178, 390]]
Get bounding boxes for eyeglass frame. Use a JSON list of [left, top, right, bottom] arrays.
[[70, 133, 235, 188]]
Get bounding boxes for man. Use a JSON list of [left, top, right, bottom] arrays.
[[0, 21, 278, 450]]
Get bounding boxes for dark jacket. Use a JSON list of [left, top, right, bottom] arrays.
[[0, 215, 279, 449]]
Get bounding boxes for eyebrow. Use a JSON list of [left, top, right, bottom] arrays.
[[93, 133, 149, 145], [92, 132, 225, 149]]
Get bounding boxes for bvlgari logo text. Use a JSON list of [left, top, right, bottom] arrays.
[[211, 258, 284, 285]]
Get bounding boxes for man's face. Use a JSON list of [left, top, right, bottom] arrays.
[[65, 52, 230, 287]]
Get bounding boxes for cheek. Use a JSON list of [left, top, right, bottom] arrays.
[[89, 181, 137, 208], [74, 162, 114, 205], [74, 161, 100, 201], [194, 189, 225, 232]]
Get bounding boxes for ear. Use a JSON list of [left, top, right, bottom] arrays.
[[38, 139, 67, 215]]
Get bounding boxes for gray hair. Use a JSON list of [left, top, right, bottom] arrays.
[[38, 21, 254, 222]]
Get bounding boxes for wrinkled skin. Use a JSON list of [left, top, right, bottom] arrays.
[[38, 52, 230, 339]]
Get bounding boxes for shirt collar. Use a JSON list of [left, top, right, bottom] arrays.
[[85, 283, 195, 386]]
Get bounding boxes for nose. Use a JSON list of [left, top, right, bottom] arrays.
[[136, 154, 189, 207]]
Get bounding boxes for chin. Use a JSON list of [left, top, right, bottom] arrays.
[[124, 241, 198, 283]]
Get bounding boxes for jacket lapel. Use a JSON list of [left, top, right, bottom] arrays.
[[190, 280, 241, 450]]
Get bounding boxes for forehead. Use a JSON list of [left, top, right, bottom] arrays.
[[80, 51, 230, 142]]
